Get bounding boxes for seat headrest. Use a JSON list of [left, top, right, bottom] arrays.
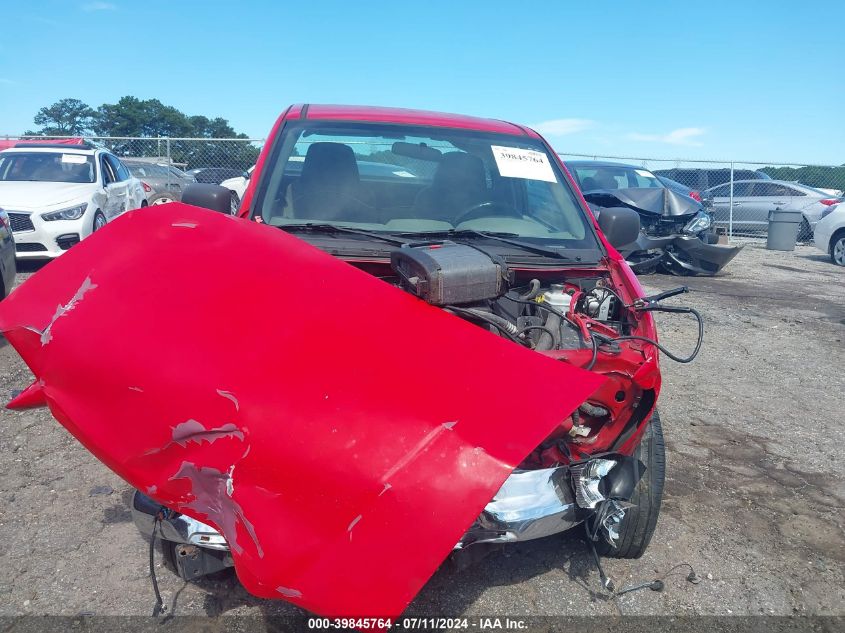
[[594, 171, 619, 190], [580, 176, 599, 192], [432, 152, 486, 193], [301, 142, 359, 187]]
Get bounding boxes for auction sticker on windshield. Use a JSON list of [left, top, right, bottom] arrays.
[[61, 154, 88, 164], [491, 145, 557, 183]]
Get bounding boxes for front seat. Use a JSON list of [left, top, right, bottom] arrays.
[[289, 142, 361, 220], [414, 152, 488, 222], [594, 171, 619, 190], [580, 176, 599, 192]]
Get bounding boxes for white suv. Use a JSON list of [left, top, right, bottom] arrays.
[[0, 143, 147, 259]]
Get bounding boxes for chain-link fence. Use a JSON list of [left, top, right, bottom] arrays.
[[2, 135, 841, 242], [559, 152, 844, 242], [1, 134, 264, 205]]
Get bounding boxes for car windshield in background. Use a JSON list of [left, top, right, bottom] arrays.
[[572, 165, 663, 191], [126, 163, 170, 179], [0, 152, 96, 184], [254, 122, 599, 252]]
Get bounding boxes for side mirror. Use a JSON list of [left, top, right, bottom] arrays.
[[596, 206, 641, 249], [242, 170, 251, 180], [182, 183, 232, 214]]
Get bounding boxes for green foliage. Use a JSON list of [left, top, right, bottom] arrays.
[[93, 96, 193, 137], [759, 165, 845, 191], [26, 98, 94, 136], [26, 96, 259, 170]]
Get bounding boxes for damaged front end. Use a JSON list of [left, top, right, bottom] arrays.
[[585, 188, 743, 276], [132, 453, 643, 580]]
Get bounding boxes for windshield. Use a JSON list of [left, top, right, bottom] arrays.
[[253, 122, 599, 252], [572, 164, 663, 191], [126, 163, 169, 179], [0, 152, 96, 184]]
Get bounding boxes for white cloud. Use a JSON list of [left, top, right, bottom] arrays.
[[81, 2, 116, 11], [530, 118, 595, 136], [626, 127, 706, 146]]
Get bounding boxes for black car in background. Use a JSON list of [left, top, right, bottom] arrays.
[[186, 167, 245, 185], [653, 167, 770, 191], [566, 160, 741, 275]]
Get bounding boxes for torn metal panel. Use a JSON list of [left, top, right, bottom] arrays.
[[0, 204, 605, 619]]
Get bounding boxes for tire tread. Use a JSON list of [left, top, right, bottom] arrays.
[[596, 410, 665, 558]]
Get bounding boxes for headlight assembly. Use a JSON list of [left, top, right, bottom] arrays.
[[42, 203, 88, 222], [683, 210, 712, 235]]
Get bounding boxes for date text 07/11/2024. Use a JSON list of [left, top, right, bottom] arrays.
[[307, 617, 529, 630]]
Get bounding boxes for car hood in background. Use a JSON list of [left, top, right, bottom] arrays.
[[0, 181, 95, 210], [583, 187, 702, 218], [0, 204, 604, 619], [219, 175, 247, 189]]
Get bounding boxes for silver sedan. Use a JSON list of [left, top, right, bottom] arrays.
[[705, 179, 842, 239]]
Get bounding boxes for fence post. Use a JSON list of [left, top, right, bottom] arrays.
[[165, 137, 171, 192], [728, 162, 734, 241]]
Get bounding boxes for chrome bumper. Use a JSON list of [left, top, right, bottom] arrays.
[[132, 458, 629, 554]]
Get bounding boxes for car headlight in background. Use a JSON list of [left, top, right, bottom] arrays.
[[683, 210, 712, 235], [41, 203, 88, 222]]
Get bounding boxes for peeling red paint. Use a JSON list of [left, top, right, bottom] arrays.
[[0, 204, 605, 619]]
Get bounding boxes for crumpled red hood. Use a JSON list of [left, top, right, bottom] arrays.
[[0, 204, 604, 618]]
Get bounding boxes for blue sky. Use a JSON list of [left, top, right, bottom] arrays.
[[1, 0, 843, 164]]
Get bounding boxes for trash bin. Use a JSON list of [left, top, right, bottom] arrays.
[[766, 209, 803, 251]]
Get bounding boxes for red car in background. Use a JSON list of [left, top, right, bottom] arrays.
[[1, 105, 703, 620]]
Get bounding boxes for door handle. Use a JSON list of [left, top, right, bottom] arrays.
[[732, 202, 742, 206]]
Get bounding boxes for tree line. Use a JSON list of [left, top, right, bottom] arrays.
[[759, 166, 845, 192], [22, 97, 259, 170]]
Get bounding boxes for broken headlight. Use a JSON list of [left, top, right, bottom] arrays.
[[682, 210, 712, 235], [42, 203, 88, 222], [570, 458, 617, 509]]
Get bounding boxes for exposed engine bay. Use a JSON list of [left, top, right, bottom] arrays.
[[390, 240, 651, 467]]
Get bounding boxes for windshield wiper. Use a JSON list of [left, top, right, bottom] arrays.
[[278, 223, 408, 246], [396, 229, 574, 261], [280, 224, 576, 262]]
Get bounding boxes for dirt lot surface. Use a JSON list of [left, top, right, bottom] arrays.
[[1, 243, 843, 623]]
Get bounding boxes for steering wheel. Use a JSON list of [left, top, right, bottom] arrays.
[[452, 201, 523, 225]]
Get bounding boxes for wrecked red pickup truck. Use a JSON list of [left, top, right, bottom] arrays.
[[0, 105, 703, 619]]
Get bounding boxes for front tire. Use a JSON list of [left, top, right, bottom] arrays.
[[596, 410, 666, 559], [230, 192, 240, 215], [92, 211, 106, 232], [831, 231, 845, 266], [149, 193, 176, 206]]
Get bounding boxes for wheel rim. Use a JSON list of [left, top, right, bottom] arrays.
[[94, 214, 106, 231], [230, 195, 240, 215], [834, 238, 845, 265], [152, 196, 175, 205]]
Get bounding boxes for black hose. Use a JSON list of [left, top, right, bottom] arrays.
[[461, 307, 520, 335], [611, 307, 704, 363], [518, 325, 558, 349], [445, 306, 528, 347], [150, 509, 167, 616], [518, 279, 542, 301]]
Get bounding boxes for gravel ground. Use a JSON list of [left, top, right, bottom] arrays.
[[0, 243, 843, 622]]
